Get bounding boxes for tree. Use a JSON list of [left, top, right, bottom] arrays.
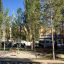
[[12, 21, 19, 39], [0, 0, 3, 30], [25, 0, 40, 50], [0, 0, 3, 28], [4, 9, 10, 41], [12, 8, 25, 42], [17, 8, 25, 41], [0, 0, 3, 47], [42, 0, 64, 59], [2, 9, 11, 50]]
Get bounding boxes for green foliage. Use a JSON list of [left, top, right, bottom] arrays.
[[42, 0, 64, 29], [12, 8, 25, 40], [12, 21, 19, 39], [0, 12, 3, 25], [3, 9, 10, 40], [0, 0, 3, 26], [0, 0, 2, 12], [25, 0, 40, 41]]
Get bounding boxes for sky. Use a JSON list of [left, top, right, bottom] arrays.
[[2, 0, 25, 16]]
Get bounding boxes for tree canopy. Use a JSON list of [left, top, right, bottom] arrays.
[[25, 0, 40, 41]]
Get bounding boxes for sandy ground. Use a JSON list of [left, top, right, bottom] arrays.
[[0, 51, 37, 58], [0, 51, 64, 64]]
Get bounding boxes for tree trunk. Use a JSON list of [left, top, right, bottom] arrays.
[[31, 35, 35, 51], [51, 27, 55, 60]]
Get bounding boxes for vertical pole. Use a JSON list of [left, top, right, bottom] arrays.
[[2, 26, 6, 51], [2, 12, 6, 51], [51, 24, 55, 60], [50, 0, 55, 60], [10, 27, 12, 41], [20, 25, 21, 48], [61, 21, 64, 44]]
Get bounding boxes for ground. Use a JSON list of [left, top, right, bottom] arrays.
[[0, 50, 64, 64]]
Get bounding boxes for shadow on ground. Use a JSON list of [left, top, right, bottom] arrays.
[[0, 58, 41, 64]]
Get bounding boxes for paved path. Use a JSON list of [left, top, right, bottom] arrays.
[[0, 51, 37, 58], [0, 51, 10, 57], [0, 51, 64, 64]]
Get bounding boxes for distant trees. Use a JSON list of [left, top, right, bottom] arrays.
[[0, 0, 10, 41], [11, 8, 25, 41], [3, 9, 10, 41], [12, 20, 19, 39]]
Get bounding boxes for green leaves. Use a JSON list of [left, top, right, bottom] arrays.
[[0, 12, 3, 25], [12, 8, 25, 39], [0, 0, 3, 26], [0, 0, 2, 12], [25, 0, 40, 41], [43, 0, 64, 27]]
